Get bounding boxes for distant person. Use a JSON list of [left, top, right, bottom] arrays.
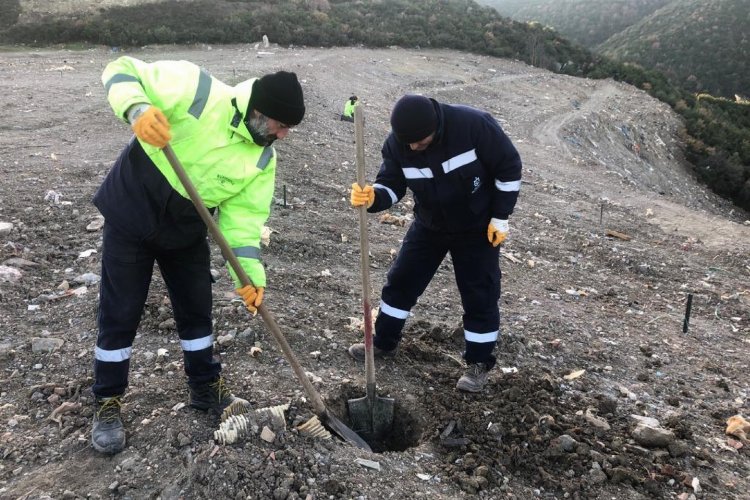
[[92, 56, 305, 454], [348, 95, 522, 392], [340, 95, 358, 122]]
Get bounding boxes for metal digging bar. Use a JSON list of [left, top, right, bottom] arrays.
[[162, 144, 371, 452], [346, 106, 396, 441]]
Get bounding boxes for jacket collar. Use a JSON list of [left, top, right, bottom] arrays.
[[229, 79, 256, 143]]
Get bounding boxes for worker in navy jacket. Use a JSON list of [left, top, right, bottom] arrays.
[[348, 94, 522, 392]]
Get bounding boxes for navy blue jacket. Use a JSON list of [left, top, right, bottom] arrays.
[[369, 99, 522, 232]]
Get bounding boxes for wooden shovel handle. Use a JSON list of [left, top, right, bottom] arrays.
[[354, 107, 376, 393], [162, 144, 326, 415]]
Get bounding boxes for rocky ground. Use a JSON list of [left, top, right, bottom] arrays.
[[0, 44, 749, 499]]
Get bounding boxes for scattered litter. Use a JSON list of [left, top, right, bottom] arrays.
[[48, 402, 80, 425], [296, 415, 332, 440], [605, 229, 631, 241], [563, 369, 586, 380], [725, 415, 750, 441], [78, 249, 97, 259], [500, 251, 522, 264], [355, 458, 381, 471]]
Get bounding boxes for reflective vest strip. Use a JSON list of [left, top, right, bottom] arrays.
[[188, 69, 212, 119], [374, 183, 398, 205], [495, 179, 521, 192], [104, 74, 140, 96], [442, 149, 477, 174], [181, 335, 213, 352], [380, 300, 410, 320], [233, 246, 261, 259], [495, 181, 521, 192], [464, 330, 499, 343], [95, 345, 132, 362], [257, 147, 273, 171], [403, 167, 434, 179]]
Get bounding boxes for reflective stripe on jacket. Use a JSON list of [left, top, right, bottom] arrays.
[[368, 100, 522, 232], [100, 56, 274, 287]]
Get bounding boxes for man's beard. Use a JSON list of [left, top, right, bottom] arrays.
[[245, 114, 276, 146]]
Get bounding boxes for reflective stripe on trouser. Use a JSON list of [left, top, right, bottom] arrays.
[[92, 223, 220, 398], [375, 220, 501, 366]]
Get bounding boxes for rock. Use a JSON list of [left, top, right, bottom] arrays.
[[72, 273, 100, 286], [158, 318, 176, 330], [31, 337, 64, 353], [668, 440, 691, 457], [632, 422, 676, 447], [585, 408, 611, 431], [0, 343, 15, 360], [2, 258, 38, 268], [177, 432, 191, 447], [217, 333, 234, 346], [260, 426, 276, 443], [86, 216, 105, 231], [548, 434, 578, 455], [0, 221, 12, 235], [0, 265, 22, 283]]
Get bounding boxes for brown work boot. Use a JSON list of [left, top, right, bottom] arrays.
[[456, 362, 491, 392], [189, 376, 249, 413], [347, 343, 397, 362], [92, 396, 126, 454]]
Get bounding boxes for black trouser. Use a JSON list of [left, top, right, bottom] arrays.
[[92, 223, 219, 398], [373, 220, 501, 367]]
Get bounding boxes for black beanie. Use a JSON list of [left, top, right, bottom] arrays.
[[390, 95, 437, 144], [249, 71, 305, 126]]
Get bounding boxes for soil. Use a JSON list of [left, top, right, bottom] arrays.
[[0, 44, 749, 500]]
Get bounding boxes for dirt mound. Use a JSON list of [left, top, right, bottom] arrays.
[[0, 45, 748, 499]]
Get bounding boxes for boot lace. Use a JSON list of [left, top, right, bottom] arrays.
[[211, 377, 232, 402], [467, 363, 487, 378], [96, 397, 123, 423]]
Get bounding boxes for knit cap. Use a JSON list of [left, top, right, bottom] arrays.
[[249, 71, 305, 126], [390, 95, 436, 144]]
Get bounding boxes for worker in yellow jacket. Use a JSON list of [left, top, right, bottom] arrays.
[[91, 56, 305, 454], [340, 95, 358, 122]]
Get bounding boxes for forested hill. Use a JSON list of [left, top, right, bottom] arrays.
[[598, 0, 750, 99], [478, 0, 670, 48], [478, 0, 749, 100], [0, 0, 594, 76]]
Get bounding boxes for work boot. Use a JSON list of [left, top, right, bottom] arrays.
[[456, 363, 491, 393], [347, 343, 397, 362], [189, 376, 249, 414], [92, 396, 126, 454]]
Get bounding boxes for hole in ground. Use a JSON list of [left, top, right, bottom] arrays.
[[328, 382, 424, 453]]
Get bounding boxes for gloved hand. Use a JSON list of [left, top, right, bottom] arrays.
[[350, 183, 375, 208], [236, 285, 264, 315], [487, 218, 509, 247], [131, 105, 172, 148]]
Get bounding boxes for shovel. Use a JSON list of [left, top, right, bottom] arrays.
[[346, 106, 396, 441], [162, 144, 371, 453]]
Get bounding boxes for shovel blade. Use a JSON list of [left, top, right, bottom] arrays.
[[322, 408, 373, 452], [347, 394, 396, 440]]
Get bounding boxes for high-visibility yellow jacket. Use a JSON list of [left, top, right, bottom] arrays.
[[99, 56, 274, 287], [343, 99, 357, 118]]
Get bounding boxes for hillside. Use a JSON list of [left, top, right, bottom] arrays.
[[0, 44, 748, 499], [478, 0, 670, 48], [598, 0, 750, 98], [479, 0, 750, 99]]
